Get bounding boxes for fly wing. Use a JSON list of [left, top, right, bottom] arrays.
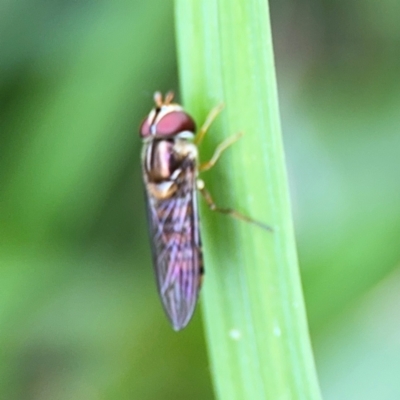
[[145, 158, 203, 331]]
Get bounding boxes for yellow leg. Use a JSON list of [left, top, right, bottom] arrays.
[[194, 103, 225, 146], [196, 180, 273, 232], [199, 132, 243, 173]]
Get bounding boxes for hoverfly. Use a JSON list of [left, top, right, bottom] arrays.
[[140, 92, 270, 331]]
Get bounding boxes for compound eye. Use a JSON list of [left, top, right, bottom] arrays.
[[139, 117, 151, 138], [156, 111, 196, 136]]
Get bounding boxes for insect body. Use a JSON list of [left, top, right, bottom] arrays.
[[140, 92, 269, 331], [140, 92, 202, 331]]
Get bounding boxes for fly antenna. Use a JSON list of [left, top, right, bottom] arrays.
[[164, 91, 175, 105], [154, 91, 163, 107]]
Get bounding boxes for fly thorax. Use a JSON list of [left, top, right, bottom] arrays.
[[173, 139, 198, 161], [145, 140, 175, 181], [144, 139, 188, 200]]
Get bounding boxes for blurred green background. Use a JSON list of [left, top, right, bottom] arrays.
[[1, 0, 399, 399]]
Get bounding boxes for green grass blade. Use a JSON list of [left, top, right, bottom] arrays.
[[175, 1, 322, 399]]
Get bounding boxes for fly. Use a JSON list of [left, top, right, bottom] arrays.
[[140, 91, 271, 331]]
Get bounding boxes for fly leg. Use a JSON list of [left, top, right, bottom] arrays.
[[196, 179, 273, 232], [194, 103, 225, 146], [199, 132, 243, 173], [195, 103, 241, 172]]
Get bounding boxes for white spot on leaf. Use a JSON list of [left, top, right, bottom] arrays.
[[229, 329, 242, 341], [273, 321, 282, 337]]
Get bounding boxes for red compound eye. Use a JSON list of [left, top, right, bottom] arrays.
[[155, 111, 196, 136], [139, 117, 151, 138]]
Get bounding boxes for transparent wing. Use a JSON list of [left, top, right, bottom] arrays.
[[146, 159, 203, 331]]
